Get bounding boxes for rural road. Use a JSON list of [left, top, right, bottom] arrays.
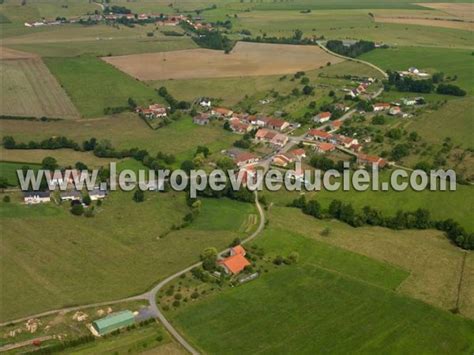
[[1, 192, 266, 355]]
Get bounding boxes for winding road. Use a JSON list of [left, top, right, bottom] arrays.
[[1, 193, 266, 355]]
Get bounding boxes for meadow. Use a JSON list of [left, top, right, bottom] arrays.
[[0, 193, 256, 321], [0, 115, 238, 161], [170, 228, 474, 354], [266, 207, 474, 318], [0, 161, 40, 186], [43, 56, 160, 118], [0, 58, 79, 118]]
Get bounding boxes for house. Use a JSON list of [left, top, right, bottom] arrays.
[[137, 104, 167, 119], [313, 111, 331, 124], [290, 148, 306, 160], [255, 128, 273, 142], [335, 135, 358, 148], [199, 98, 212, 108], [218, 246, 250, 275], [233, 151, 259, 167], [265, 117, 289, 131], [92, 311, 135, 336], [270, 133, 288, 147], [229, 118, 251, 134], [193, 113, 210, 125], [307, 129, 333, 142], [211, 107, 233, 118], [24, 191, 51, 204], [408, 67, 419, 74], [90, 188, 107, 201], [402, 98, 417, 106], [272, 153, 294, 167], [60, 190, 81, 201], [315, 142, 335, 153], [372, 103, 390, 112], [357, 153, 387, 168], [331, 120, 343, 130], [389, 106, 401, 116]]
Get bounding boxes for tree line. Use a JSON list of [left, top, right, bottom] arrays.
[[326, 40, 376, 58], [288, 195, 473, 250]]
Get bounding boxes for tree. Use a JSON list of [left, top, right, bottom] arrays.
[[3, 195, 10, 203], [41, 157, 58, 171], [127, 97, 137, 109], [328, 199, 342, 218], [293, 29, 303, 41], [195, 145, 210, 158], [2, 136, 16, 149], [75, 161, 88, 171], [82, 194, 92, 206], [302, 85, 314, 95], [180, 160, 195, 173], [71, 204, 84, 216], [303, 200, 322, 218], [133, 189, 145, 202], [0, 177, 8, 189], [371, 115, 386, 125], [201, 247, 218, 271], [301, 77, 310, 85]]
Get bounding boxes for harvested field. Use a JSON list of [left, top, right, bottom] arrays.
[[0, 58, 79, 119], [102, 41, 344, 81], [375, 16, 473, 31], [418, 3, 474, 21], [0, 46, 37, 60]]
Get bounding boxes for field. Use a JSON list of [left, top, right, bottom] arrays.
[[374, 16, 473, 31], [0, 161, 40, 186], [266, 207, 474, 317], [170, 228, 474, 354], [0, 58, 79, 118], [418, 3, 474, 21], [43, 56, 160, 118], [102, 42, 344, 81], [0, 193, 256, 321], [0, 115, 238, 161], [359, 46, 474, 95]]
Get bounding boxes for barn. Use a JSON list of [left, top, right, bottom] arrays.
[[92, 310, 135, 336]]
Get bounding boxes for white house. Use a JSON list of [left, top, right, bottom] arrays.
[[313, 112, 331, 124], [60, 190, 81, 201], [89, 189, 107, 201], [24, 191, 51, 204]]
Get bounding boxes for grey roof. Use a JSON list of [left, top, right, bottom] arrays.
[[24, 191, 50, 198], [90, 189, 107, 196], [60, 190, 81, 198]]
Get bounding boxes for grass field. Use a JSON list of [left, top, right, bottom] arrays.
[[0, 161, 40, 186], [359, 46, 474, 95], [170, 228, 474, 354], [0, 115, 238, 161], [43, 56, 160, 118], [0, 58, 79, 118], [0, 192, 256, 321], [103, 42, 344, 81], [266, 207, 473, 317]]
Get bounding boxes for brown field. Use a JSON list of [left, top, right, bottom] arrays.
[[375, 15, 473, 31], [0, 147, 116, 168], [0, 46, 37, 60], [102, 41, 344, 81], [268, 207, 473, 318], [0, 58, 79, 119], [419, 3, 474, 21]]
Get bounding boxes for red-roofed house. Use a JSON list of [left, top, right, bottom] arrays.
[[137, 104, 167, 119], [230, 245, 246, 256], [357, 153, 387, 168], [229, 118, 251, 134], [307, 129, 333, 142], [331, 120, 343, 130], [233, 152, 259, 167], [315, 142, 335, 153], [291, 148, 306, 160], [265, 117, 289, 131], [314, 111, 331, 124], [218, 254, 250, 274], [211, 107, 233, 118], [272, 153, 294, 167], [335, 135, 358, 148]]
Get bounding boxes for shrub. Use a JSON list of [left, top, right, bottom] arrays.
[[3, 196, 10, 203], [71, 204, 84, 216]]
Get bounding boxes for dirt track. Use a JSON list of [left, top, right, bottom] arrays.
[[102, 41, 344, 81]]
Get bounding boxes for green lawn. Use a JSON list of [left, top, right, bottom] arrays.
[[44, 56, 160, 118], [0, 191, 255, 322], [170, 228, 474, 354]]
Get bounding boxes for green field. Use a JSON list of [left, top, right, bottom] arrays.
[[0, 192, 256, 321], [43, 56, 160, 118], [360, 46, 474, 95], [170, 228, 474, 354], [0, 161, 40, 186]]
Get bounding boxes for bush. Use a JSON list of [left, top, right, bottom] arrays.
[[174, 293, 183, 300], [273, 255, 285, 265], [3, 195, 10, 203], [71, 204, 84, 216], [172, 300, 180, 307], [191, 291, 199, 299]]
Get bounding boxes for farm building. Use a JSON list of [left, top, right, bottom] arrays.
[[218, 245, 250, 274], [92, 310, 135, 336], [24, 191, 51, 204]]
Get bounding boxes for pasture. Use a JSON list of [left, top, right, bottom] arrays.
[[266, 207, 473, 318], [170, 228, 474, 354], [0, 115, 238, 161], [102, 41, 344, 81], [44, 56, 160, 118], [0, 193, 256, 321], [0, 161, 40, 186], [0, 58, 79, 118]]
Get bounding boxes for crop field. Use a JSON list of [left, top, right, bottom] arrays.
[[374, 15, 473, 31], [0, 115, 238, 161], [170, 228, 474, 354], [44, 56, 161, 118], [418, 3, 474, 21], [0, 58, 80, 118], [266, 207, 473, 317], [102, 42, 344, 81], [0, 193, 256, 321]]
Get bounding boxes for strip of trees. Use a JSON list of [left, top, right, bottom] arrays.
[[326, 40, 376, 58], [288, 195, 473, 250]]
